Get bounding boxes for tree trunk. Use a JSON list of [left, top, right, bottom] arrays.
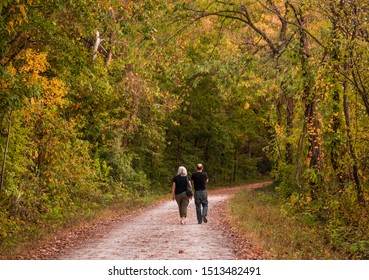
[[92, 30, 102, 61], [1, 110, 12, 192], [329, 6, 345, 186], [205, 138, 210, 162], [285, 95, 294, 164], [277, 62, 294, 164], [299, 12, 321, 170], [330, 84, 345, 186], [233, 148, 237, 182], [176, 131, 183, 168], [342, 78, 363, 203]]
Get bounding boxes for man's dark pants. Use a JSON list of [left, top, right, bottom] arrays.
[[194, 190, 208, 223]]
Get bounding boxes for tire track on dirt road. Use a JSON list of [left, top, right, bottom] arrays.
[[56, 182, 270, 260]]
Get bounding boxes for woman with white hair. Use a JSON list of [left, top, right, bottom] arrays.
[[172, 166, 192, 225]]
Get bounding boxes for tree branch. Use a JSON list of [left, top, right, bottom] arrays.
[[285, 1, 326, 49]]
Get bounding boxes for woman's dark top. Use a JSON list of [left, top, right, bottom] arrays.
[[172, 175, 188, 195]]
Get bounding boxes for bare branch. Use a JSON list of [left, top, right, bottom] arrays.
[[240, 4, 279, 55], [92, 30, 104, 61], [285, 1, 326, 49]]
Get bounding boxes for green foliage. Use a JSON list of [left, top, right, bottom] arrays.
[[9, 0, 369, 261], [169, 0, 369, 259], [272, 162, 299, 198]]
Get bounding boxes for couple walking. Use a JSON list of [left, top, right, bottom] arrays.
[[171, 163, 209, 225]]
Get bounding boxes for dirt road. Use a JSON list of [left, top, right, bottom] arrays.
[[55, 182, 269, 260]]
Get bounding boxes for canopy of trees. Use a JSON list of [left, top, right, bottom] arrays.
[[1, 0, 369, 258]]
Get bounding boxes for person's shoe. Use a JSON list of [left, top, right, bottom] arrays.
[[202, 215, 208, 223], [198, 221, 202, 224]]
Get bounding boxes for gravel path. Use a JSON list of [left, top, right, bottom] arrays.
[[55, 182, 269, 260]]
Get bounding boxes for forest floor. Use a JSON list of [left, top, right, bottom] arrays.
[[17, 182, 270, 260]]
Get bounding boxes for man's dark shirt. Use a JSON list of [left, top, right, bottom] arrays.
[[191, 171, 208, 191]]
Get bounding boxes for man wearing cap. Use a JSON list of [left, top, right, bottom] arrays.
[[191, 163, 209, 224]]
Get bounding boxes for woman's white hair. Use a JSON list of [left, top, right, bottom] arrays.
[[177, 166, 188, 176]]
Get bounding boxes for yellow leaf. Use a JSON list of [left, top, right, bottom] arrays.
[[20, 4, 27, 18]]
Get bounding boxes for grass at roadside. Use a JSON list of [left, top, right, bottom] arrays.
[[228, 184, 346, 259]]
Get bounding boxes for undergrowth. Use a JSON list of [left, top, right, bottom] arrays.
[[228, 184, 350, 259], [0, 190, 165, 259]]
